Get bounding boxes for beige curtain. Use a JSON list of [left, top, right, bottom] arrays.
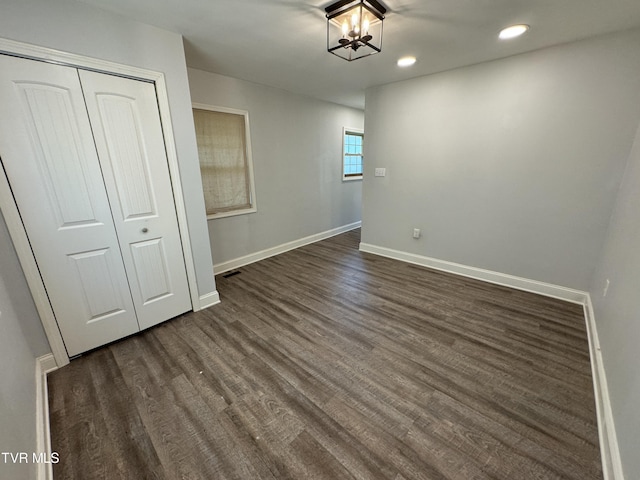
[[193, 109, 250, 214]]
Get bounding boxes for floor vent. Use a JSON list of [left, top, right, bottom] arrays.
[[222, 270, 241, 278]]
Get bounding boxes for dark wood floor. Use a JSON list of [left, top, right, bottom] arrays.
[[48, 229, 602, 479]]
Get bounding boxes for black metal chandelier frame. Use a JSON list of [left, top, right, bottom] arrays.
[[325, 0, 387, 62]]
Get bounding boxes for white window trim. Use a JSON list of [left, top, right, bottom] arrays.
[[193, 103, 258, 220], [342, 126, 364, 181]]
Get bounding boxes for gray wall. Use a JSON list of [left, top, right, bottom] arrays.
[[0, 212, 49, 480], [188, 68, 364, 267], [0, 0, 216, 298], [589, 122, 640, 480], [362, 28, 640, 290]]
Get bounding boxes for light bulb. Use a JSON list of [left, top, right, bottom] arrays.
[[498, 24, 529, 40], [397, 56, 417, 67], [351, 13, 358, 30], [342, 21, 348, 37], [363, 17, 370, 35]]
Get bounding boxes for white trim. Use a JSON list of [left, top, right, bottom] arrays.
[[36, 354, 57, 480], [342, 126, 364, 181], [192, 103, 258, 220], [0, 37, 202, 364], [192, 103, 248, 116], [0, 165, 69, 367], [206, 206, 258, 220], [156, 78, 201, 312], [214, 221, 362, 275], [584, 296, 624, 480], [359, 243, 588, 304], [197, 290, 221, 310], [0, 38, 164, 81]]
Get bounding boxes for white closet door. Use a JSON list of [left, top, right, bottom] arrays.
[[0, 55, 140, 356], [78, 70, 192, 330]]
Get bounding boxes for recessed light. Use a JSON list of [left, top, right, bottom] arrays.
[[397, 56, 416, 67], [499, 24, 529, 40]]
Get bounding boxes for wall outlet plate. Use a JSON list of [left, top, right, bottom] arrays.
[[374, 168, 386, 177]]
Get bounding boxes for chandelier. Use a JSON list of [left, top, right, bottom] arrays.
[[325, 0, 387, 62]]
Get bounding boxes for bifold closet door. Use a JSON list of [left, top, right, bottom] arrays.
[[0, 55, 140, 355], [78, 70, 191, 330], [0, 54, 193, 357]]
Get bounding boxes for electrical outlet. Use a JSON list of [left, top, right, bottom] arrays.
[[374, 168, 386, 177], [413, 228, 421, 239], [603, 279, 610, 297]]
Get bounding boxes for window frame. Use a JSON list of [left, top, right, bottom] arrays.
[[192, 103, 257, 220], [342, 127, 364, 181]]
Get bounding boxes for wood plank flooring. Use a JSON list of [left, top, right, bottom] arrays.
[[47, 229, 602, 479]]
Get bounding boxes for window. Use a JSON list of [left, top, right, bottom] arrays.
[[343, 127, 364, 180], [193, 104, 257, 219]]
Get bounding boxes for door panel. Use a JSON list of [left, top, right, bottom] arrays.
[[0, 55, 140, 356], [16, 83, 99, 227], [79, 70, 192, 330], [130, 238, 173, 304], [91, 93, 157, 219], [68, 248, 129, 322]]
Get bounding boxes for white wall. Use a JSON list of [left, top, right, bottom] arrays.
[[0, 0, 216, 298], [188, 68, 364, 267], [362, 28, 640, 291], [0, 212, 50, 480], [589, 121, 640, 480]]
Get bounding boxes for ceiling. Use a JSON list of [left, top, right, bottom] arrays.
[[76, 0, 640, 109]]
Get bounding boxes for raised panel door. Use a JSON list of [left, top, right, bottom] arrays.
[[78, 70, 192, 330], [0, 55, 140, 356]]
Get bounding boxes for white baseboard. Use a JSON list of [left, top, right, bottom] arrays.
[[214, 221, 362, 275], [584, 297, 624, 480], [358, 243, 588, 304], [197, 290, 221, 310], [36, 354, 57, 480]]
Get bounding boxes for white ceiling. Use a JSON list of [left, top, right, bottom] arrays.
[[77, 0, 640, 109]]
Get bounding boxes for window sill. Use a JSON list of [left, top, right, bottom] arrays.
[[206, 206, 257, 220], [342, 176, 363, 182]]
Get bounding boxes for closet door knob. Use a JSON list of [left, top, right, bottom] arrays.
[[141, 227, 149, 233]]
